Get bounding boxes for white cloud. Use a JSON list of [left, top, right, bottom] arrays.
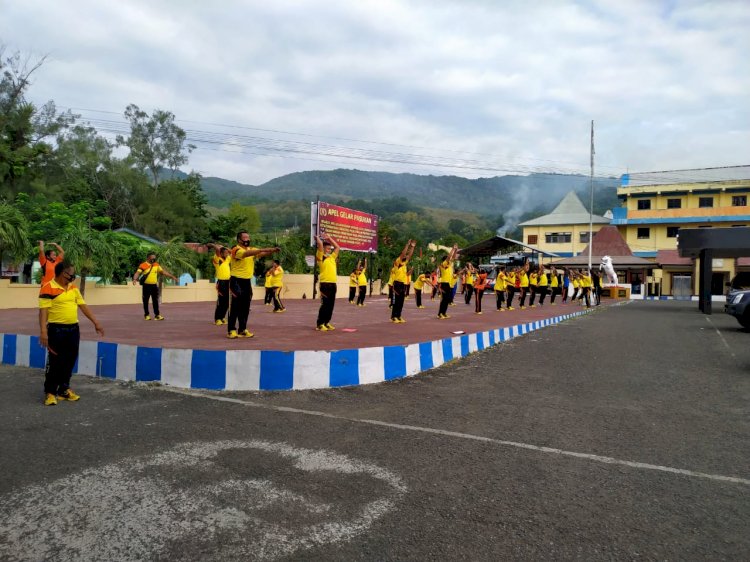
[[2, 0, 748, 184]]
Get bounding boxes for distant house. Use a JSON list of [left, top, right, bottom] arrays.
[[518, 191, 610, 258]]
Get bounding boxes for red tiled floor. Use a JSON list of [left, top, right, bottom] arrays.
[[0, 295, 599, 352]]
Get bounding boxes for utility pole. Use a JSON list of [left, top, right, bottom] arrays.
[[588, 120, 595, 271]]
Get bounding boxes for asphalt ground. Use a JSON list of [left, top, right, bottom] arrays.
[[0, 301, 748, 560]]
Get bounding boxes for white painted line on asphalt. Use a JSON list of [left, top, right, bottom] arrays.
[[705, 316, 736, 359], [161, 388, 750, 487]]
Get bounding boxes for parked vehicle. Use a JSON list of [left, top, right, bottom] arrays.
[[725, 289, 750, 329]]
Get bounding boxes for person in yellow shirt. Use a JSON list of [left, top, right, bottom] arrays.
[[505, 269, 517, 310], [38, 240, 64, 286], [390, 239, 416, 323], [356, 257, 368, 307], [549, 266, 561, 305], [227, 230, 280, 339], [263, 266, 274, 306], [463, 267, 475, 305], [267, 259, 286, 312], [39, 262, 104, 406], [315, 234, 340, 331], [348, 266, 359, 304], [535, 266, 549, 306], [494, 266, 507, 311], [208, 244, 231, 325], [412, 270, 433, 309], [518, 261, 530, 309], [528, 269, 539, 307], [132, 252, 178, 321], [437, 244, 458, 319]]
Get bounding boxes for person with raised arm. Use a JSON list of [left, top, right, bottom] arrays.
[[356, 257, 368, 307], [38, 240, 65, 286], [315, 234, 340, 331], [437, 244, 458, 319], [390, 239, 416, 323]]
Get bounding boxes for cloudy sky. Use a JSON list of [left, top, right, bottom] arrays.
[[3, 0, 749, 185]]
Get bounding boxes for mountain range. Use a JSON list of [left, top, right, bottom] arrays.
[[176, 168, 620, 225]]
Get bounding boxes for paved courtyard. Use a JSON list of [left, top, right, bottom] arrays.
[[1, 301, 748, 560]]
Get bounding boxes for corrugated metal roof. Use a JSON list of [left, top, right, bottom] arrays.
[[621, 165, 750, 187]]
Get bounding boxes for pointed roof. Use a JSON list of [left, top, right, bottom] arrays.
[[550, 226, 654, 267], [518, 191, 610, 227]]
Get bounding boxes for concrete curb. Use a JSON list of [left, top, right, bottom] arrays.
[[2, 310, 594, 391]]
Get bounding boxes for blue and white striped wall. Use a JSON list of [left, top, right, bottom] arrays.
[[2, 310, 591, 391]]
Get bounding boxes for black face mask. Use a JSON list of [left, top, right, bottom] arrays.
[[242, 240, 251, 247], [149, 258, 156, 263]]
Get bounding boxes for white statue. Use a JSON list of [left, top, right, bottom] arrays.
[[600, 255, 618, 285]]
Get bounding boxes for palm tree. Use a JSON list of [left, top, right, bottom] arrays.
[[60, 222, 119, 295], [0, 202, 31, 272], [156, 237, 197, 291]]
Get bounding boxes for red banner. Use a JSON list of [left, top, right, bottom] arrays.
[[315, 202, 378, 253]]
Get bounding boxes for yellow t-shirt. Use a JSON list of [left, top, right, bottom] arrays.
[[392, 258, 408, 283], [495, 272, 506, 291], [465, 273, 474, 286], [39, 280, 85, 324], [137, 261, 163, 285], [449, 271, 457, 288], [212, 256, 231, 281], [519, 272, 529, 288], [550, 274, 559, 288], [267, 266, 284, 288], [439, 261, 452, 283], [317, 249, 338, 283], [414, 274, 426, 290], [506, 272, 516, 288], [529, 273, 538, 286], [572, 279, 580, 289], [349, 273, 359, 288], [358, 271, 367, 286], [538, 273, 548, 287], [230, 245, 257, 279]]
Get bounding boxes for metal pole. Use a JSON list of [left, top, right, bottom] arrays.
[[312, 196, 319, 300], [588, 120, 595, 271]]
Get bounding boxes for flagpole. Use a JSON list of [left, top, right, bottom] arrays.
[[588, 120, 594, 271]]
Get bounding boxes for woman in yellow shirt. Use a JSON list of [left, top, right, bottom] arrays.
[[390, 239, 416, 323], [356, 257, 368, 307], [437, 244, 458, 319], [494, 266, 507, 311], [268, 259, 285, 312], [518, 262, 530, 309]]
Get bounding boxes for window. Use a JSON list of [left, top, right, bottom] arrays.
[[637, 227, 650, 239], [666, 226, 679, 238], [699, 197, 713, 208], [732, 195, 747, 207], [545, 232, 571, 244], [527, 235, 538, 245], [580, 232, 590, 243], [667, 198, 681, 209], [637, 199, 651, 210]]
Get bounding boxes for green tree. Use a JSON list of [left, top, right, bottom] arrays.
[[227, 202, 261, 234], [116, 104, 194, 189], [60, 222, 119, 295], [155, 237, 198, 291], [0, 200, 31, 268], [0, 48, 75, 194]]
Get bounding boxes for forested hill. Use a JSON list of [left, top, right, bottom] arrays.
[[193, 169, 620, 218]]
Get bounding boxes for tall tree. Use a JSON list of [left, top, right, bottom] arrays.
[[116, 104, 195, 190], [0, 201, 31, 268]]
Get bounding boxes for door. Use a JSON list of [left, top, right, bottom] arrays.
[[711, 272, 726, 295], [672, 275, 692, 300]]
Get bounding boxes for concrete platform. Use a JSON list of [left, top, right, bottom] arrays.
[[0, 295, 598, 390]]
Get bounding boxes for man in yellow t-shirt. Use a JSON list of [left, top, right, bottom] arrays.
[[518, 262, 530, 309], [437, 244, 459, 319], [315, 234, 340, 331], [494, 266, 507, 311], [133, 252, 178, 321], [348, 267, 359, 304], [227, 230, 280, 339], [39, 262, 104, 406], [208, 244, 231, 325], [390, 239, 416, 323], [413, 270, 433, 309], [356, 257, 368, 307], [549, 266, 561, 305], [268, 259, 285, 312], [536, 266, 549, 306]]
